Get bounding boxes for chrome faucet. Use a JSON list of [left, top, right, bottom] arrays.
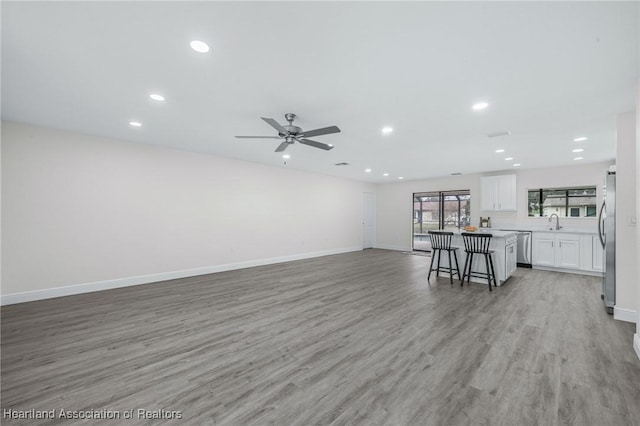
[[549, 213, 561, 230]]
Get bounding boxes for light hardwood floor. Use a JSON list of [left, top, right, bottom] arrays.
[[2, 249, 639, 425]]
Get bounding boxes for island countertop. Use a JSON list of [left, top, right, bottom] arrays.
[[445, 229, 518, 238]]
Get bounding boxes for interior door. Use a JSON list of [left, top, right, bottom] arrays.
[[362, 192, 375, 249]]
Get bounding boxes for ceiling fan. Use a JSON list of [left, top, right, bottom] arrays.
[[235, 113, 340, 152]]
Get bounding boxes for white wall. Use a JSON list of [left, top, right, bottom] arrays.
[[1, 121, 374, 303], [615, 111, 637, 322], [375, 174, 481, 251], [375, 161, 612, 251]]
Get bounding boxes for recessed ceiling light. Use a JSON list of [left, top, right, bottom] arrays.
[[365, 168, 372, 173], [512, 163, 521, 167], [149, 94, 165, 102], [472, 102, 489, 111], [398, 176, 404, 180], [382, 126, 393, 134], [504, 157, 513, 161], [574, 157, 583, 160], [495, 149, 505, 153], [573, 137, 588, 142], [190, 40, 210, 53], [451, 172, 462, 176], [383, 172, 389, 177], [572, 148, 584, 153], [129, 121, 142, 127], [282, 154, 290, 159]]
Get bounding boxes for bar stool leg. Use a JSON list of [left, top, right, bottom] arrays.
[[467, 253, 474, 284], [484, 254, 492, 292], [453, 250, 461, 280], [488, 255, 497, 288], [436, 249, 442, 277], [447, 250, 454, 285], [461, 252, 469, 286], [427, 250, 436, 281]]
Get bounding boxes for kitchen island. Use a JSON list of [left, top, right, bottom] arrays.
[[432, 230, 518, 286]]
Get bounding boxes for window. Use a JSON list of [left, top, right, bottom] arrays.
[[413, 190, 470, 251], [527, 186, 597, 217]]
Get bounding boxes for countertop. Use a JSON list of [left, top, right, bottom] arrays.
[[483, 227, 598, 235], [448, 229, 518, 238], [526, 228, 598, 235]]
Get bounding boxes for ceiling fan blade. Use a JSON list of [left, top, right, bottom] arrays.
[[275, 141, 289, 152], [302, 125, 340, 138], [298, 138, 334, 150], [235, 136, 281, 139], [261, 117, 287, 134]]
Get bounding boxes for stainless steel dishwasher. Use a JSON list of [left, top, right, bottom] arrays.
[[500, 230, 532, 268]]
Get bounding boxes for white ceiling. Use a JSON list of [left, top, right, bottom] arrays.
[[2, 1, 638, 183]]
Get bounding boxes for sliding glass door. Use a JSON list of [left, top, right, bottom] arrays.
[[413, 190, 471, 252]]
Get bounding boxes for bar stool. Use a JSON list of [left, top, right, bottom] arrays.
[[427, 231, 461, 284], [461, 232, 497, 291]]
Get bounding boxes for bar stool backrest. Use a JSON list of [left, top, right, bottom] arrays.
[[461, 232, 493, 253], [428, 230, 454, 250]]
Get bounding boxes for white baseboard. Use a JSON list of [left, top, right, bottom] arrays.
[[374, 244, 412, 252], [613, 306, 637, 323], [634, 334, 640, 361], [0, 246, 362, 306], [532, 265, 604, 277]]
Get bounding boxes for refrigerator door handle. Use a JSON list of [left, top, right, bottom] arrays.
[[598, 201, 606, 248]]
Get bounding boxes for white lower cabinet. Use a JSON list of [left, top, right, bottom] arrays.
[[532, 232, 580, 270], [556, 236, 580, 269], [505, 239, 517, 278], [578, 234, 605, 272], [592, 235, 604, 271], [532, 235, 555, 267]]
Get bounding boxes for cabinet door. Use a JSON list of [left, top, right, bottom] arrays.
[[592, 235, 604, 271], [532, 236, 555, 266], [556, 236, 580, 269], [480, 176, 496, 211], [505, 242, 517, 277], [496, 174, 517, 211]]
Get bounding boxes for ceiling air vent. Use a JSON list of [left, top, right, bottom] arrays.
[[487, 130, 511, 138], [334, 162, 350, 166]]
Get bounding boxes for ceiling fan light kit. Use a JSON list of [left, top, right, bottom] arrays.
[[236, 113, 340, 152]]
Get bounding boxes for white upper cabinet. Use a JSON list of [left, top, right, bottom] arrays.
[[480, 174, 517, 211], [480, 177, 496, 211]]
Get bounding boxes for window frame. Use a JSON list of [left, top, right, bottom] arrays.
[[527, 186, 597, 218], [412, 189, 471, 252]]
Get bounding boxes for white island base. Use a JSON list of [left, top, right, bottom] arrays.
[[431, 230, 518, 287]]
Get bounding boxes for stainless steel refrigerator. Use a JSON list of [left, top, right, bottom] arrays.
[[598, 170, 615, 315]]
